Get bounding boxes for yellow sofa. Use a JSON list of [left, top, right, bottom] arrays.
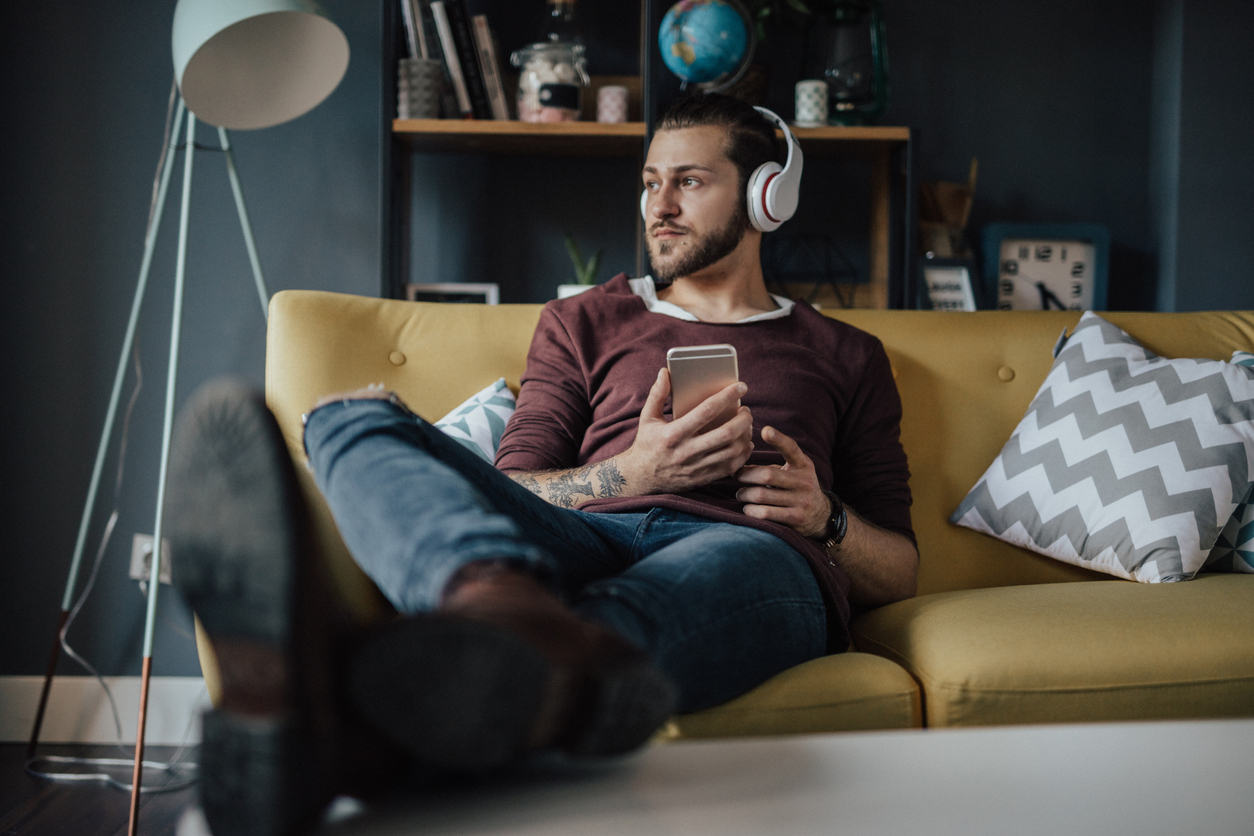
[[196, 291, 1254, 736]]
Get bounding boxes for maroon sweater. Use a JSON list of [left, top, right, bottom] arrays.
[[495, 274, 914, 648]]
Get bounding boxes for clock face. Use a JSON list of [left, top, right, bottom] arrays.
[[997, 239, 1096, 311]]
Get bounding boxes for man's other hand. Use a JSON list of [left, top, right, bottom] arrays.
[[619, 368, 754, 495], [734, 426, 828, 539]]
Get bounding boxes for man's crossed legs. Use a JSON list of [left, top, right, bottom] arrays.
[[167, 382, 827, 835]]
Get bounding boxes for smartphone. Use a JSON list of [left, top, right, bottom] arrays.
[[666, 344, 740, 431]]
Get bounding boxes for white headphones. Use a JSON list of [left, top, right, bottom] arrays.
[[641, 105, 804, 233]]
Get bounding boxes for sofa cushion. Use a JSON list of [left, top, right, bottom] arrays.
[[850, 574, 1254, 727], [949, 312, 1254, 582], [658, 652, 922, 739]]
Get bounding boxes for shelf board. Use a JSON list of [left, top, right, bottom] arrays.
[[393, 120, 647, 156], [393, 120, 910, 157], [788, 125, 910, 156]]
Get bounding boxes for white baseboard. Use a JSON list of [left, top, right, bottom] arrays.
[[0, 675, 209, 745]]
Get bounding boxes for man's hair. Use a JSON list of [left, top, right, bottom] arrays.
[[655, 93, 781, 200]]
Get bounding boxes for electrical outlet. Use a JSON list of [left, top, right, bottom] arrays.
[[130, 533, 173, 585]]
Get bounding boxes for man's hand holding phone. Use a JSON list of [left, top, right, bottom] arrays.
[[617, 367, 754, 496], [735, 425, 829, 539]]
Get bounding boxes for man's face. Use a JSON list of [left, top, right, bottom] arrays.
[[642, 126, 749, 283]]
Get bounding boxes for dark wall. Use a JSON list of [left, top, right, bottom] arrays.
[[1172, 1, 1254, 311], [887, 1, 1156, 310], [0, 0, 382, 678], [2, 0, 1249, 681], [1150, 0, 1184, 313]]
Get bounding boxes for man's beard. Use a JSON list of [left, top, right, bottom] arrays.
[[649, 203, 749, 283]]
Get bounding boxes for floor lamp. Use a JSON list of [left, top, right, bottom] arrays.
[[26, 2, 349, 834]]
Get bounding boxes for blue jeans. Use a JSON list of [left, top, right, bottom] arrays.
[[303, 398, 827, 713]]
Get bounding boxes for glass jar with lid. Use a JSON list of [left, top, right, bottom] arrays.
[[510, 41, 589, 123]]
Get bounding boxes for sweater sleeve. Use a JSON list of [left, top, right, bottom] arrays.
[[495, 305, 591, 472], [830, 340, 916, 546]]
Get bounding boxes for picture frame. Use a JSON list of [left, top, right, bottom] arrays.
[[920, 257, 979, 311], [981, 223, 1110, 311], [405, 283, 500, 304]]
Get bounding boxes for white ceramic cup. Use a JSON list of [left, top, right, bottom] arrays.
[[596, 85, 629, 124], [794, 79, 828, 127]]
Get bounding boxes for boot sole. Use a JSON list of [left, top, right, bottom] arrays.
[[347, 616, 676, 771], [198, 713, 315, 836], [166, 380, 322, 836]]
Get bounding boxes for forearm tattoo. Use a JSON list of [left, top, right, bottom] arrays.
[[547, 465, 596, 509], [511, 459, 626, 508], [596, 460, 626, 498], [511, 473, 542, 496]]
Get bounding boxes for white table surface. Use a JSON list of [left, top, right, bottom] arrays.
[[321, 718, 1254, 836]]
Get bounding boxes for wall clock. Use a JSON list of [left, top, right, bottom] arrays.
[[982, 223, 1110, 311]]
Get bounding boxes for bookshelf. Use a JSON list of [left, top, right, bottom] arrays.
[[380, 1, 916, 308], [392, 119, 646, 155]]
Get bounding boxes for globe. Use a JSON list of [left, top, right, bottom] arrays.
[[658, 0, 751, 87]]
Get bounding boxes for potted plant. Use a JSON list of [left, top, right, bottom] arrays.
[[557, 232, 602, 299]]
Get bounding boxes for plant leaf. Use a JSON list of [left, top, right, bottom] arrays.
[[563, 233, 585, 281], [583, 250, 602, 285], [785, 0, 811, 15]]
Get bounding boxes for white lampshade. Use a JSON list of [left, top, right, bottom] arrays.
[[173, 0, 349, 130]]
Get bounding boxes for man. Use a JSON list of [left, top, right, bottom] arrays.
[[168, 93, 917, 836]]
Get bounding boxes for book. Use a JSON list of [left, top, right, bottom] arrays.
[[441, 0, 493, 120], [407, 0, 430, 58], [429, 1, 473, 118], [414, 0, 459, 117], [399, 0, 420, 58], [472, 15, 510, 120]]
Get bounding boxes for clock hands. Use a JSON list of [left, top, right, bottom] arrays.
[[1036, 282, 1069, 311]]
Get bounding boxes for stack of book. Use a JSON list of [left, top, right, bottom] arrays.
[[399, 0, 510, 120]]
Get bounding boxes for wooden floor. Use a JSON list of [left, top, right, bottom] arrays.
[[0, 744, 197, 836]]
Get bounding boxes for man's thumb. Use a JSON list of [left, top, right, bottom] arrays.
[[641, 367, 669, 422]]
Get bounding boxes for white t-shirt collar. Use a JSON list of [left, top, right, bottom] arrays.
[[628, 276, 794, 323]]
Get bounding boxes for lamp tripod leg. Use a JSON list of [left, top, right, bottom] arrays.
[[128, 108, 197, 836], [27, 611, 69, 761], [28, 98, 187, 761], [218, 126, 270, 320]]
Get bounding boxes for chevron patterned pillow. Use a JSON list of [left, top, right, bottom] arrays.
[[433, 378, 516, 464], [951, 312, 1254, 582]]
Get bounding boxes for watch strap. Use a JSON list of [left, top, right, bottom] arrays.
[[821, 490, 847, 550]]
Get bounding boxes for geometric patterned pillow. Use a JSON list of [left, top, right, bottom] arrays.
[[1203, 482, 1254, 573], [433, 377, 516, 464], [1205, 351, 1254, 573], [950, 312, 1254, 582]]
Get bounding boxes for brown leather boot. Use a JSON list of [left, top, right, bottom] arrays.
[[167, 379, 407, 836], [347, 562, 676, 772]]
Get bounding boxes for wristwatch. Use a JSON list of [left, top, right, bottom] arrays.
[[819, 490, 848, 551]]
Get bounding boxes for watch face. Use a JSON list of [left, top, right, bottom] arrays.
[[997, 239, 1095, 311]]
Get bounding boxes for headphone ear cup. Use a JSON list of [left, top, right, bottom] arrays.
[[746, 161, 783, 233], [640, 190, 648, 223]]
